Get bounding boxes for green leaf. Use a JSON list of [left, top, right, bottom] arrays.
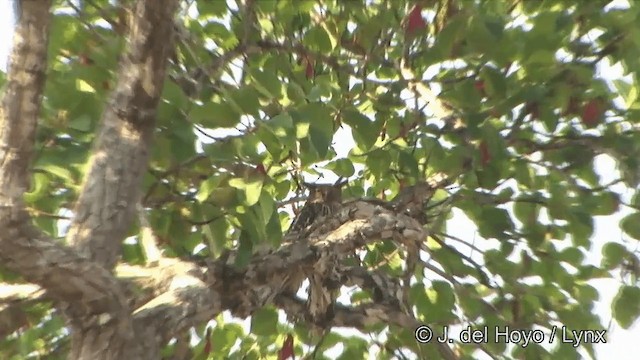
[[36, 164, 75, 184], [365, 149, 391, 179], [467, 15, 501, 55], [258, 191, 276, 225], [593, 191, 620, 215], [612, 286, 640, 329], [304, 26, 334, 53], [410, 283, 430, 321], [265, 112, 294, 137], [514, 199, 540, 225], [243, 178, 264, 207], [229, 87, 261, 116], [250, 307, 279, 336], [621, 212, 640, 240], [212, 323, 245, 354], [433, 247, 472, 278], [612, 79, 638, 109], [601, 242, 627, 270], [342, 109, 379, 151], [295, 103, 334, 159], [198, 1, 228, 17], [430, 15, 465, 62], [189, 101, 241, 128], [203, 217, 228, 257], [235, 231, 253, 267], [558, 247, 584, 266], [480, 66, 507, 99], [196, 176, 220, 203], [24, 173, 50, 203], [568, 209, 593, 247], [250, 69, 282, 99], [428, 281, 456, 322], [68, 114, 93, 132], [309, 126, 332, 158], [397, 150, 420, 179], [478, 207, 514, 239], [286, 82, 307, 103], [325, 158, 355, 178]]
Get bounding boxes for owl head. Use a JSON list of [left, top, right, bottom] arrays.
[[303, 178, 347, 203]]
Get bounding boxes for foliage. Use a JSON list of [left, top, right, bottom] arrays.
[[2, 0, 640, 359]]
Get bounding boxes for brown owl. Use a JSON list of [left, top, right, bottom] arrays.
[[287, 183, 343, 236], [282, 181, 345, 332]]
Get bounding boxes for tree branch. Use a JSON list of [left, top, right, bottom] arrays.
[[65, 0, 179, 270], [120, 200, 458, 358], [0, 0, 131, 339], [0, 0, 52, 205]]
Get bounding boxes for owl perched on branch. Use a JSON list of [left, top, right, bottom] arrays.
[[287, 182, 344, 236], [282, 180, 346, 332]]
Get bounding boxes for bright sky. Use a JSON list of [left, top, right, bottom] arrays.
[[0, 3, 637, 360]]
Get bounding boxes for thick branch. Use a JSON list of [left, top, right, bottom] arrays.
[[0, 0, 52, 205], [3, 199, 456, 358], [0, 0, 130, 332], [66, 0, 179, 270], [119, 201, 456, 358]]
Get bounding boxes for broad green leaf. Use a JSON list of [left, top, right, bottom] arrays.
[[593, 191, 620, 216], [235, 231, 253, 267], [397, 150, 420, 178], [198, 1, 228, 17], [365, 149, 391, 179], [189, 101, 241, 128], [250, 307, 278, 336], [229, 87, 261, 116], [410, 283, 430, 321], [612, 286, 640, 329], [203, 217, 228, 257], [24, 173, 50, 203], [295, 103, 334, 159], [325, 158, 355, 178], [480, 66, 507, 99], [286, 82, 307, 103], [427, 281, 456, 322], [196, 176, 220, 203], [250, 69, 282, 99], [558, 247, 584, 266], [514, 199, 540, 225], [68, 114, 92, 132], [342, 109, 380, 151], [601, 242, 627, 270], [304, 25, 334, 53], [612, 79, 637, 109], [478, 208, 514, 239], [568, 209, 594, 247], [621, 212, 640, 240], [243, 178, 264, 207], [35, 164, 75, 184]]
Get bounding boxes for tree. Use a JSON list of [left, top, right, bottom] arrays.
[[1, 0, 639, 359]]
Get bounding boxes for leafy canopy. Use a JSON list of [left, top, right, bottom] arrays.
[[3, 0, 640, 359]]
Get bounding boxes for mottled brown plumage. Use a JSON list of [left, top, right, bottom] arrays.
[[287, 184, 343, 236], [282, 182, 344, 331]]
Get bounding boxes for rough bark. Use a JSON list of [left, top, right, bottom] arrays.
[[0, 1, 179, 359], [0, 0, 51, 204], [0, 0, 131, 332], [66, 0, 179, 271], [2, 200, 458, 359], [124, 200, 458, 359], [0, 2, 457, 359]]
